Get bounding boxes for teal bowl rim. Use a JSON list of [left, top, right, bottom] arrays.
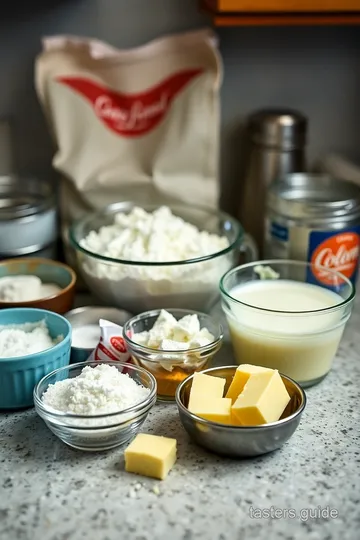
[[0, 308, 72, 363]]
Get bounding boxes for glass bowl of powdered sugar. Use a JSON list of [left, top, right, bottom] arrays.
[[33, 361, 157, 451]]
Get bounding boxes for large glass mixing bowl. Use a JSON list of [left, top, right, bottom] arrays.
[[70, 202, 256, 313]]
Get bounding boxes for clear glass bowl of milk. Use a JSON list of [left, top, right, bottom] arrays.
[[220, 260, 355, 387]]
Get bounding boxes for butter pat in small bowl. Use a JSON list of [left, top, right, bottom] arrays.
[[176, 365, 306, 458], [123, 309, 223, 401]]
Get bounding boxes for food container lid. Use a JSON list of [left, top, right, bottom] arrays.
[[268, 173, 360, 222], [0, 175, 55, 221], [248, 108, 307, 149], [65, 306, 133, 338]]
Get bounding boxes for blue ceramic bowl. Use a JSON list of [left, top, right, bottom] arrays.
[[0, 308, 71, 409]]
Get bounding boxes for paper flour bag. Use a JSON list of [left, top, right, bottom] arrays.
[[35, 29, 222, 250], [89, 319, 130, 364]]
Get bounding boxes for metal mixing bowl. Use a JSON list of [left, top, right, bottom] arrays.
[[176, 365, 306, 458]]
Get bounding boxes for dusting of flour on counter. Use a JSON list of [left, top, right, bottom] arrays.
[[41, 364, 150, 414], [0, 320, 58, 358]]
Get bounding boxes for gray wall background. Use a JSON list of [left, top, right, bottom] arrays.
[[1, 0, 360, 214]]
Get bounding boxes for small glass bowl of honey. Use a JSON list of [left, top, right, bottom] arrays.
[[123, 309, 223, 401]]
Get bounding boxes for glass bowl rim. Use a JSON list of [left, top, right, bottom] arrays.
[[175, 365, 307, 429], [33, 360, 157, 419], [69, 201, 243, 266], [219, 259, 356, 315], [123, 308, 224, 356]]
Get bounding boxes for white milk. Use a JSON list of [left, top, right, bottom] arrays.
[[225, 280, 347, 385]]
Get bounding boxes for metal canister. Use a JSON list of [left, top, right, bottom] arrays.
[[265, 173, 360, 288], [0, 174, 57, 258], [239, 109, 307, 255]]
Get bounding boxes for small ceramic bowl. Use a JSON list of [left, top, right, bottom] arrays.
[[176, 365, 306, 458], [65, 306, 133, 363], [123, 309, 223, 401], [0, 258, 76, 314], [0, 308, 71, 409], [34, 361, 157, 452]]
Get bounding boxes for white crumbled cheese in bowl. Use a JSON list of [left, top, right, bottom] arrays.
[[78, 206, 232, 311], [41, 364, 150, 415], [0, 320, 60, 358], [81, 206, 229, 266], [130, 309, 217, 373], [132, 309, 215, 352]]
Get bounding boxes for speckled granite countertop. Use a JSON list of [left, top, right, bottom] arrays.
[[1, 296, 359, 540]]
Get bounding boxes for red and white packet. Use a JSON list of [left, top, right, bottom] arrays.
[[88, 319, 131, 367]]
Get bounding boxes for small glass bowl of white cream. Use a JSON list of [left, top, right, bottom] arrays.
[[123, 309, 223, 401], [220, 260, 355, 387]]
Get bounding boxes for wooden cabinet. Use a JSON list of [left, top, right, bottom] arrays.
[[201, 0, 360, 26]]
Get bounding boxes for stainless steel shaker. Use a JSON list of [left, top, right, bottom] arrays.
[[238, 109, 307, 255]]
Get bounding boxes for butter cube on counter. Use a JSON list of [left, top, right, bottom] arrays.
[[231, 370, 290, 426], [125, 434, 177, 480], [225, 364, 272, 403], [189, 397, 232, 424], [188, 372, 226, 410]]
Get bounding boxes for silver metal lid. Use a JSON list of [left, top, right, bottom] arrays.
[[248, 108, 307, 149], [0, 175, 55, 221], [268, 173, 360, 221], [65, 306, 132, 331]]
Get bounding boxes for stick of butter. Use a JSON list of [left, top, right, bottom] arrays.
[[125, 433, 177, 480], [188, 372, 226, 410], [189, 397, 232, 424], [226, 364, 272, 403], [231, 370, 290, 426]]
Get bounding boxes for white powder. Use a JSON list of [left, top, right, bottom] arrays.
[[0, 320, 58, 358], [41, 364, 150, 414], [72, 325, 100, 349]]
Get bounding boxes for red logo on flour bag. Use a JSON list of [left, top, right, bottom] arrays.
[[311, 232, 360, 285], [110, 336, 127, 353], [35, 30, 221, 216], [57, 69, 203, 137]]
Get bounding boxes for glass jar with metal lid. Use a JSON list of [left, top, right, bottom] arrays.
[[265, 173, 360, 288], [0, 175, 57, 258]]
